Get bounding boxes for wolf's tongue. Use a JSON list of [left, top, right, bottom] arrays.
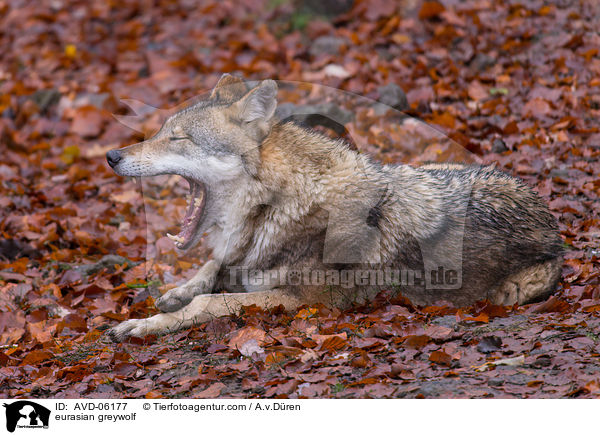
[[167, 181, 206, 250]]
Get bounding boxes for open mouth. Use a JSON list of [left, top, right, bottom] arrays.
[[166, 179, 206, 250]]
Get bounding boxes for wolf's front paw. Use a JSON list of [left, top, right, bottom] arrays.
[[107, 318, 156, 342], [154, 286, 195, 313]]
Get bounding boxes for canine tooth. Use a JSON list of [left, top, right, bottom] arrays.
[[194, 197, 202, 207], [167, 233, 185, 243], [186, 194, 192, 202]]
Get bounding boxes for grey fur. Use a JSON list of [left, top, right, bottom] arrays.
[[106, 76, 563, 341]]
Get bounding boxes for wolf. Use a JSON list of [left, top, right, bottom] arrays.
[[105, 74, 563, 341]]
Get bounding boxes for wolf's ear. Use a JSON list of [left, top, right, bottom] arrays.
[[210, 74, 248, 102], [235, 80, 278, 123]]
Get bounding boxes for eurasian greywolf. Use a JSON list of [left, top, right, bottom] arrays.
[[105, 74, 563, 341]]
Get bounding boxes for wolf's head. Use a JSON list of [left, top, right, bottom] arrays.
[[106, 75, 278, 250]]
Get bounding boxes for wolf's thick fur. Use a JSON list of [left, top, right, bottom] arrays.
[[106, 75, 563, 341]]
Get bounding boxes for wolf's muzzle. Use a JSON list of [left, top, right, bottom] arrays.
[[106, 149, 122, 168]]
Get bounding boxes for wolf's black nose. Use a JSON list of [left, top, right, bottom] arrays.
[[106, 149, 122, 168]]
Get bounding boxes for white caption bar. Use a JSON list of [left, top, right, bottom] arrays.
[[0, 399, 593, 434]]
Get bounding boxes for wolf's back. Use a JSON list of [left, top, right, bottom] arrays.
[[388, 162, 563, 305]]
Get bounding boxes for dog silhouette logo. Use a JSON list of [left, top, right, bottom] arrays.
[[3, 401, 50, 432]]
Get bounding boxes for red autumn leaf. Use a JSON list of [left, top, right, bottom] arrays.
[[319, 335, 348, 352], [530, 296, 571, 314], [429, 350, 452, 366], [419, 1, 445, 20], [350, 352, 371, 368], [312, 332, 347, 347], [430, 112, 456, 129], [463, 313, 489, 323], [56, 314, 88, 334], [20, 350, 54, 366], [480, 304, 509, 319]]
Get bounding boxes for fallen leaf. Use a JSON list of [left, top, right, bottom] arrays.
[[195, 382, 225, 399], [228, 326, 266, 350], [429, 350, 452, 366], [419, 1, 445, 20]]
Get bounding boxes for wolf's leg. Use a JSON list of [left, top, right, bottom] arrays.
[[154, 260, 221, 313], [491, 257, 562, 305], [107, 288, 303, 342]]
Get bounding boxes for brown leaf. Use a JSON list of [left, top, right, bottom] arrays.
[[228, 326, 266, 350], [419, 1, 445, 20], [350, 352, 372, 368], [522, 98, 551, 117], [463, 313, 489, 323], [312, 332, 347, 347], [265, 351, 286, 365], [56, 314, 88, 334], [70, 106, 104, 138], [479, 304, 509, 319], [206, 343, 228, 354], [468, 81, 488, 101], [20, 350, 54, 366], [196, 382, 225, 399], [429, 350, 452, 366], [389, 364, 415, 380], [402, 335, 431, 349], [319, 335, 348, 352], [529, 296, 571, 314], [27, 321, 54, 344], [363, 0, 397, 21], [424, 325, 453, 340], [114, 362, 137, 377], [430, 112, 456, 129]]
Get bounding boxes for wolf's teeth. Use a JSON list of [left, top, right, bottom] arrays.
[[194, 197, 202, 207], [167, 233, 185, 244], [186, 194, 192, 202]]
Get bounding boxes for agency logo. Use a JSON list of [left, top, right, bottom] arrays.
[[2, 401, 50, 433]]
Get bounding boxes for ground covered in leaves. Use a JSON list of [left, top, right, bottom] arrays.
[[0, 0, 599, 398]]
